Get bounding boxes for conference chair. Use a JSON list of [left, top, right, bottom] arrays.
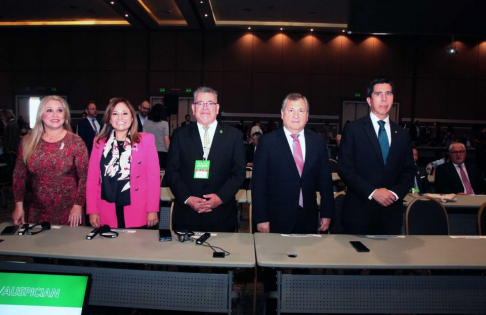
[[328, 159, 338, 173], [478, 202, 486, 236], [328, 191, 346, 234], [406, 198, 449, 235]]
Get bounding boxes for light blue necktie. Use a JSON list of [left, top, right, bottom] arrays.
[[378, 120, 389, 164]]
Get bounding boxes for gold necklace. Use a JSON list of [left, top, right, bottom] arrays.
[[44, 130, 66, 142]]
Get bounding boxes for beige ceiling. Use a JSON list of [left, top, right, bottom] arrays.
[[0, 0, 348, 31]]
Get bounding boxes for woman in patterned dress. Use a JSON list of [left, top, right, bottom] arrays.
[[12, 95, 88, 227], [86, 97, 160, 229]]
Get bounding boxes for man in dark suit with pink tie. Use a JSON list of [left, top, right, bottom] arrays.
[[252, 93, 334, 234]]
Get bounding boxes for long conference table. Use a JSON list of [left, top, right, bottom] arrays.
[[0, 222, 254, 314], [1, 221, 486, 314], [255, 233, 486, 314]]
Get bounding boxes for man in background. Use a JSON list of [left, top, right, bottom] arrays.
[[136, 100, 151, 132], [77, 101, 102, 155], [435, 142, 486, 194]]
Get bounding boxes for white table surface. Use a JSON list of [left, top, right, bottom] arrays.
[[404, 193, 486, 208], [0, 222, 255, 268], [254, 233, 486, 269]]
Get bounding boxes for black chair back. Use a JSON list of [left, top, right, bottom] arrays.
[[406, 198, 449, 235], [329, 191, 345, 234], [478, 202, 486, 236], [328, 159, 338, 173]]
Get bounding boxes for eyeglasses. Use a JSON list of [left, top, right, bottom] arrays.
[[450, 150, 466, 155], [194, 101, 218, 107]]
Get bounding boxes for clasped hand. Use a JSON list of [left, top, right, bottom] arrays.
[[187, 194, 222, 213], [372, 188, 396, 207]]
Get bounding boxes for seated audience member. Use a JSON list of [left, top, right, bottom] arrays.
[[330, 134, 341, 160], [1, 109, 20, 154], [87, 97, 160, 229], [246, 132, 261, 167], [12, 95, 88, 227], [412, 148, 432, 193], [251, 121, 263, 136], [181, 114, 193, 127], [435, 143, 486, 195]]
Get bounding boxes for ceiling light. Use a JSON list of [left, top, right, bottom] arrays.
[[204, 14, 208, 17], [310, 29, 314, 32], [280, 27, 283, 31], [200, 1, 203, 3], [342, 30, 345, 33], [447, 36, 458, 55], [110, 1, 114, 4], [125, 14, 128, 17], [248, 27, 251, 30]]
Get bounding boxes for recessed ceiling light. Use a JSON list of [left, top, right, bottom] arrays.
[[311, 29, 314, 32], [248, 27, 251, 30], [204, 14, 208, 17], [125, 14, 128, 17], [280, 28, 283, 31], [200, 1, 203, 3], [342, 30, 345, 33], [110, 1, 114, 4]]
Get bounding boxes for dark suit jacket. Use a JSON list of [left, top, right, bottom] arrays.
[[77, 117, 102, 155], [136, 113, 144, 132], [435, 161, 486, 194], [246, 144, 256, 164], [166, 122, 246, 230], [252, 128, 334, 234], [415, 165, 432, 193], [338, 115, 415, 229]]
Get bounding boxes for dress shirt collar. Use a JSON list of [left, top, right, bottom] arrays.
[[283, 127, 306, 161], [370, 111, 390, 126]]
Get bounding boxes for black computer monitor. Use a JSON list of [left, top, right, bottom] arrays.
[[0, 270, 91, 315]]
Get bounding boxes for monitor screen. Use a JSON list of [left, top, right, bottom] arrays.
[[0, 271, 91, 315]]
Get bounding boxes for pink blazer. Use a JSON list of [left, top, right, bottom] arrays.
[[86, 133, 160, 228]]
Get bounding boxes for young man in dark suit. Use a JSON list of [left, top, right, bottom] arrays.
[[77, 101, 102, 155], [166, 87, 246, 232], [338, 79, 415, 235], [435, 142, 486, 194], [252, 93, 334, 234]]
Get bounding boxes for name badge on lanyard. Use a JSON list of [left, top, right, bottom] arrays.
[[194, 160, 210, 179]]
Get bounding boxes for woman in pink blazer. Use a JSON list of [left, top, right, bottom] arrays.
[[86, 97, 160, 228]]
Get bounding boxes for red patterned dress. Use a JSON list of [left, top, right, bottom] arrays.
[[13, 132, 88, 225]]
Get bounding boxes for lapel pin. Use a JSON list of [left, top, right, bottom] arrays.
[[220, 130, 223, 134]]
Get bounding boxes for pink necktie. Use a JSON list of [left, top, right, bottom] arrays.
[[290, 134, 304, 207], [458, 164, 474, 195], [90, 118, 98, 135]]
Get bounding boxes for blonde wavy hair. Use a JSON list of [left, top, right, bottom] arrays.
[[22, 95, 72, 163]]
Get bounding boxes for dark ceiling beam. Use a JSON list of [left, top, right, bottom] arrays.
[[103, 0, 145, 29]]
